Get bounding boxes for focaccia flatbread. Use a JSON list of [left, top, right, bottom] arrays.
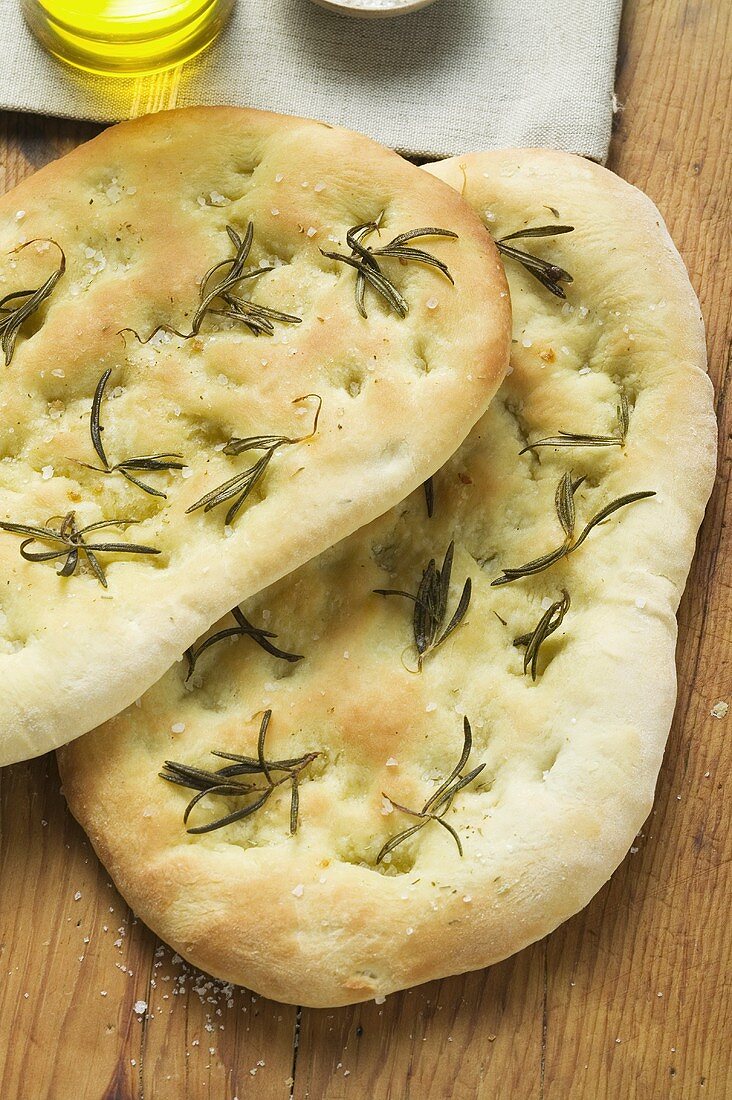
[[58, 149, 716, 1007], [0, 107, 509, 764]]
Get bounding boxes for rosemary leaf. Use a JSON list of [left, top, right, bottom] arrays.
[[0, 240, 66, 365], [423, 476, 435, 519], [498, 225, 575, 242], [82, 369, 185, 498], [571, 490, 656, 552], [492, 476, 655, 586], [519, 394, 631, 454], [496, 224, 574, 299], [186, 394, 321, 527], [513, 589, 571, 680], [321, 221, 457, 318], [374, 541, 471, 669], [0, 511, 160, 588], [185, 606, 303, 681], [376, 716, 484, 864], [160, 709, 319, 835], [555, 470, 579, 538], [126, 223, 301, 344]]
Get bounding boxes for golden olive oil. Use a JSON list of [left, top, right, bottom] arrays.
[[22, 0, 234, 76]]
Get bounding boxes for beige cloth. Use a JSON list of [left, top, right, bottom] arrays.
[[0, 0, 622, 160]]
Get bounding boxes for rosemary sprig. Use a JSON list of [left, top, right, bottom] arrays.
[[491, 472, 655, 586], [321, 219, 457, 318], [79, 369, 185, 498], [376, 716, 484, 864], [496, 224, 574, 299], [192, 223, 302, 336], [423, 476, 435, 519], [160, 709, 319, 835], [185, 394, 322, 526], [375, 541, 471, 670], [513, 589, 570, 680], [186, 605, 303, 680], [519, 394, 630, 454], [0, 239, 66, 364], [124, 223, 301, 344], [0, 511, 160, 587]]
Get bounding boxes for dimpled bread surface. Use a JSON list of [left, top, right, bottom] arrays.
[[58, 149, 716, 1007], [0, 107, 510, 764]]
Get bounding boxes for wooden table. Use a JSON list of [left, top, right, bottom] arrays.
[[1, 2, 730, 1096]]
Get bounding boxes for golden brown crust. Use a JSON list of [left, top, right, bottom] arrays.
[[0, 107, 510, 764], [59, 148, 716, 1008]]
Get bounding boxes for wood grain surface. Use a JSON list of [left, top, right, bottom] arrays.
[[1, 1, 730, 1096]]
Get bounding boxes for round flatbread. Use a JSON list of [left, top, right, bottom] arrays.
[[0, 107, 510, 764], [58, 148, 716, 1007]]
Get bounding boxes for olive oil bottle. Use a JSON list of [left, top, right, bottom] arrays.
[[22, 0, 234, 76]]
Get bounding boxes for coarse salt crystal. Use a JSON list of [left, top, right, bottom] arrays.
[[271, 208, 280, 216], [635, 597, 647, 609], [521, 338, 532, 348], [74, 891, 82, 901], [711, 700, 728, 719], [306, 226, 317, 238], [426, 297, 439, 310], [291, 884, 304, 898], [314, 181, 326, 192], [274, 173, 284, 183], [385, 757, 398, 767], [134, 1000, 148, 1014], [381, 796, 394, 816], [171, 722, 185, 734], [52, 368, 65, 378], [374, 994, 386, 1005], [41, 465, 53, 480], [425, 702, 437, 712], [541, 596, 553, 610]]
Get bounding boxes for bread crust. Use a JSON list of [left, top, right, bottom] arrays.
[[0, 107, 510, 764], [58, 148, 716, 1007]]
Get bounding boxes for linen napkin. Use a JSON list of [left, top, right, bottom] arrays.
[[0, 0, 622, 161]]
